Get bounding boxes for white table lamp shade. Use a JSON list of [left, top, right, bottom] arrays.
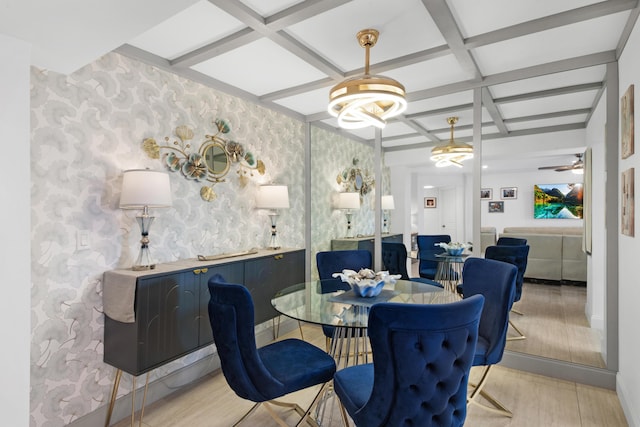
[[120, 169, 172, 209], [337, 192, 360, 210], [381, 195, 395, 210], [256, 185, 290, 209]]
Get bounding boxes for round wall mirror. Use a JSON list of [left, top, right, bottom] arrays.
[[201, 142, 230, 178]]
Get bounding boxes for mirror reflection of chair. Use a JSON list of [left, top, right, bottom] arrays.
[[497, 237, 528, 246], [207, 275, 337, 427], [381, 242, 443, 288], [484, 244, 530, 341], [333, 295, 485, 427], [417, 234, 451, 280], [316, 250, 372, 350], [462, 257, 517, 418]]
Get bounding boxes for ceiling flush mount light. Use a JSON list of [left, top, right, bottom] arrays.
[[430, 117, 474, 168], [328, 29, 407, 129]]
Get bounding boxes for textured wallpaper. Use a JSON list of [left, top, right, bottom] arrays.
[[310, 127, 389, 278], [29, 52, 310, 426]]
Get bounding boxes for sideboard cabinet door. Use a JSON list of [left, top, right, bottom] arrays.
[[196, 263, 245, 345], [244, 250, 305, 324], [131, 273, 200, 375]]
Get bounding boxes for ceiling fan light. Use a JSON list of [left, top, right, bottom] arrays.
[[572, 168, 584, 175], [328, 29, 407, 129], [430, 116, 473, 167]]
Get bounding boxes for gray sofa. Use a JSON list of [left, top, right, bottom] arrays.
[[499, 227, 587, 282], [480, 227, 497, 252]]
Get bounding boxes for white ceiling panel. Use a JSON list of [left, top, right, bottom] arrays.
[[191, 38, 329, 96], [127, 1, 244, 60], [489, 66, 606, 98], [473, 12, 629, 76], [448, 0, 602, 37], [379, 121, 418, 138], [506, 114, 589, 132], [383, 135, 429, 148], [385, 54, 475, 93], [414, 109, 492, 131], [286, 0, 446, 71], [408, 91, 474, 114], [273, 86, 333, 116], [238, 0, 305, 17], [498, 91, 598, 118]]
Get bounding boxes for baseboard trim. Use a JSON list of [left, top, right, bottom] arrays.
[[501, 350, 616, 390], [617, 372, 640, 427], [69, 318, 300, 427]]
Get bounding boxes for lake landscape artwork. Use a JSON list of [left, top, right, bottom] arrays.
[[534, 183, 584, 219]]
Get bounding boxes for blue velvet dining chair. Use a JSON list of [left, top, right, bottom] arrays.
[[416, 234, 451, 280], [461, 257, 517, 417], [333, 295, 485, 427], [485, 244, 530, 340], [316, 250, 372, 350], [207, 275, 337, 427], [497, 236, 527, 246], [381, 242, 443, 288]]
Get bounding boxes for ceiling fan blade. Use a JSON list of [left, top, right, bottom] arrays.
[[553, 166, 574, 171], [538, 165, 569, 170]]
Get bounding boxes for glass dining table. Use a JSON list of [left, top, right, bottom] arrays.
[[272, 278, 459, 366]]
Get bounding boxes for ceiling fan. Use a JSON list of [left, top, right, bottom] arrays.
[[538, 153, 584, 173]]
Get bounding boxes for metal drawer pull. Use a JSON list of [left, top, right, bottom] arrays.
[[274, 254, 284, 260]]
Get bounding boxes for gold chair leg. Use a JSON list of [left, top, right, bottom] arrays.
[[273, 317, 305, 340], [507, 319, 526, 341], [468, 365, 513, 418], [232, 402, 262, 427], [338, 401, 350, 427]]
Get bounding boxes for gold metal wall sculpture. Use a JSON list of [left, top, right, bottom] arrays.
[[142, 120, 266, 201], [336, 158, 374, 197]]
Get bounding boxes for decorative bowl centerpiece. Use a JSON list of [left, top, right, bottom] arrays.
[[332, 268, 401, 298], [436, 242, 470, 256]]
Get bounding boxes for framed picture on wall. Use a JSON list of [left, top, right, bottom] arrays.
[[501, 187, 517, 199], [622, 168, 634, 236], [621, 84, 634, 159], [480, 188, 492, 200], [424, 197, 437, 208], [488, 201, 504, 213]]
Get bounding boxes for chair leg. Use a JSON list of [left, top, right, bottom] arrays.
[[507, 318, 526, 341], [293, 382, 331, 427], [232, 402, 262, 426], [338, 401, 351, 427], [468, 365, 513, 418]]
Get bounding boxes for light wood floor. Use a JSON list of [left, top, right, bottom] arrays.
[[505, 281, 605, 368], [114, 324, 627, 427]]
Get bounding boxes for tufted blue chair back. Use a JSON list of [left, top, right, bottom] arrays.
[[316, 250, 372, 339], [381, 242, 410, 279], [333, 295, 484, 427], [497, 237, 527, 246], [316, 250, 372, 279], [462, 258, 517, 366], [485, 245, 530, 302], [417, 235, 451, 279], [208, 275, 282, 402]]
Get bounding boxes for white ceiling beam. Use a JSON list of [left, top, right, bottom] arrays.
[[409, 51, 616, 101], [494, 82, 603, 104], [616, 3, 640, 57], [405, 103, 473, 120], [465, 0, 637, 49], [208, 0, 345, 78], [503, 109, 592, 124], [171, 28, 261, 68], [420, 0, 481, 81], [481, 87, 508, 134]]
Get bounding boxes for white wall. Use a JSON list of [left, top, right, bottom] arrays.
[[616, 14, 640, 427], [0, 34, 30, 427], [480, 169, 584, 234]]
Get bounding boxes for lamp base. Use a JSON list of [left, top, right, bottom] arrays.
[[132, 211, 157, 270], [267, 213, 281, 250]]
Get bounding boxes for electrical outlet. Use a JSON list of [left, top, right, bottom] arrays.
[[77, 230, 90, 251]]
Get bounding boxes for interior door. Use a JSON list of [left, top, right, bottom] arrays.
[[439, 186, 459, 241]]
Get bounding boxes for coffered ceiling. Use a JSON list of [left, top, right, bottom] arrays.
[[4, 0, 639, 172]]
